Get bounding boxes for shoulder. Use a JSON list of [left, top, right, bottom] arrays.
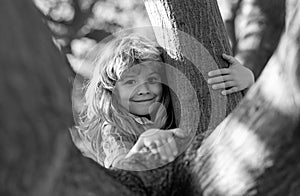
[[100, 123, 135, 168], [101, 122, 136, 141]]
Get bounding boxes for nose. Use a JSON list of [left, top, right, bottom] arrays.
[[137, 82, 150, 95]]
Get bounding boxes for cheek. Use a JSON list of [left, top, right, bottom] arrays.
[[114, 86, 133, 106], [152, 84, 163, 98]]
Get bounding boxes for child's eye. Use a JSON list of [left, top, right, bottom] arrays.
[[124, 80, 136, 85], [148, 77, 161, 83]]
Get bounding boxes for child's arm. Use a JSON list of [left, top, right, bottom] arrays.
[[207, 53, 255, 95], [125, 128, 189, 162], [101, 125, 167, 170], [103, 126, 190, 170]]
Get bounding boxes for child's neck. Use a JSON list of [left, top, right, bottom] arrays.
[[137, 114, 152, 121], [130, 112, 155, 122]]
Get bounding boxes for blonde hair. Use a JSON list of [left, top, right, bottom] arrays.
[[76, 33, 174, 146]]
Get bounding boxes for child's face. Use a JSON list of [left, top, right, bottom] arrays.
[[113, 61, 163, 117]]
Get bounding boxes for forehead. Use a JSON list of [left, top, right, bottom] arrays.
[[122, 61, 163, 77]]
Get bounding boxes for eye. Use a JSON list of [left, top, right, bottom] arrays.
[[124, 79, 136, 85], [148, 76, 161, 83]]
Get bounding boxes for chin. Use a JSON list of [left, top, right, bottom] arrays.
[[130, 110, 149, 117]]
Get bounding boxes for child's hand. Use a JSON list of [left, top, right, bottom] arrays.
[[207, 54, 254, 95], [126, 128, 187, 161]]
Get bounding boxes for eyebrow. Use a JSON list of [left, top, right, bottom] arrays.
[[119, 70, 161, 81], [148, 72, 160, 76], [118, 75, 135, 83]]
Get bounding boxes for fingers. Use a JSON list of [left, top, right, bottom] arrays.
[[222, 53, 238, 64], [125, 148, 137, 158], [145, 140, 158, 154], [145, 133, 178, 161], [156, 137, 177, 161], [221, 87, 239, 95], [153, 139, 171, 161], [125, 139, 145, 158], [131, 130, 180, 162], [126, 135, 155, 158], [207, 75, 232, 84], [208, 68, 231, 77], [139, 147, 149, 153], [148, 143, 158, 154], [156, 140, 170, 160], [211, 81, 236, 90], [208, 54, 248, 95], [171, 128, 188, 139], [167, 137, 178, 156], [209, 54, 240, 77]]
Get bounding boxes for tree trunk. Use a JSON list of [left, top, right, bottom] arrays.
[[145, 0, 300, 195], [190, 1, 300, 195], [144, 0, 243, 194], [0, 1, 131, 196], [144, 0, 243, 136]]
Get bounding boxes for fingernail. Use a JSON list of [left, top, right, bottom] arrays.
[[207, 79, 211, 84], [222, 91, 226, 95], [173, 151, 178, 156], [208, 72, 212, 76], [212, 85, 216, 89]]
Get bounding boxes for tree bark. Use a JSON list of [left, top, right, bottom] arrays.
[[0, 1, 131, 196], [144, 0, 243, 135], [145, 0, 300, 195], [191, 1, 300, 195], [144, 0, 243, 194]]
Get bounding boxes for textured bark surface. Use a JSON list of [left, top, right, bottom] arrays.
[[0, 1, 131, 196], [144, 0, 243, 194], [191, 1, 300, 194], [145, 0, 300, 195]]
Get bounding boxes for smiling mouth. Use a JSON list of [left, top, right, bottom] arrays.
[[131, 97, 155, 102]]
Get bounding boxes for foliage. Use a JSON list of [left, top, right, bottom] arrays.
[[34, 0, 151, 76]]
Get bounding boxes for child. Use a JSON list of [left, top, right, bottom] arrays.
[[72, 34, 186, 170], [71, 33, 254, 170]]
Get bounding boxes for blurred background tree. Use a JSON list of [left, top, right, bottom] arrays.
[[217, 0, 285, 80], [33, 0, 152, 78]]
